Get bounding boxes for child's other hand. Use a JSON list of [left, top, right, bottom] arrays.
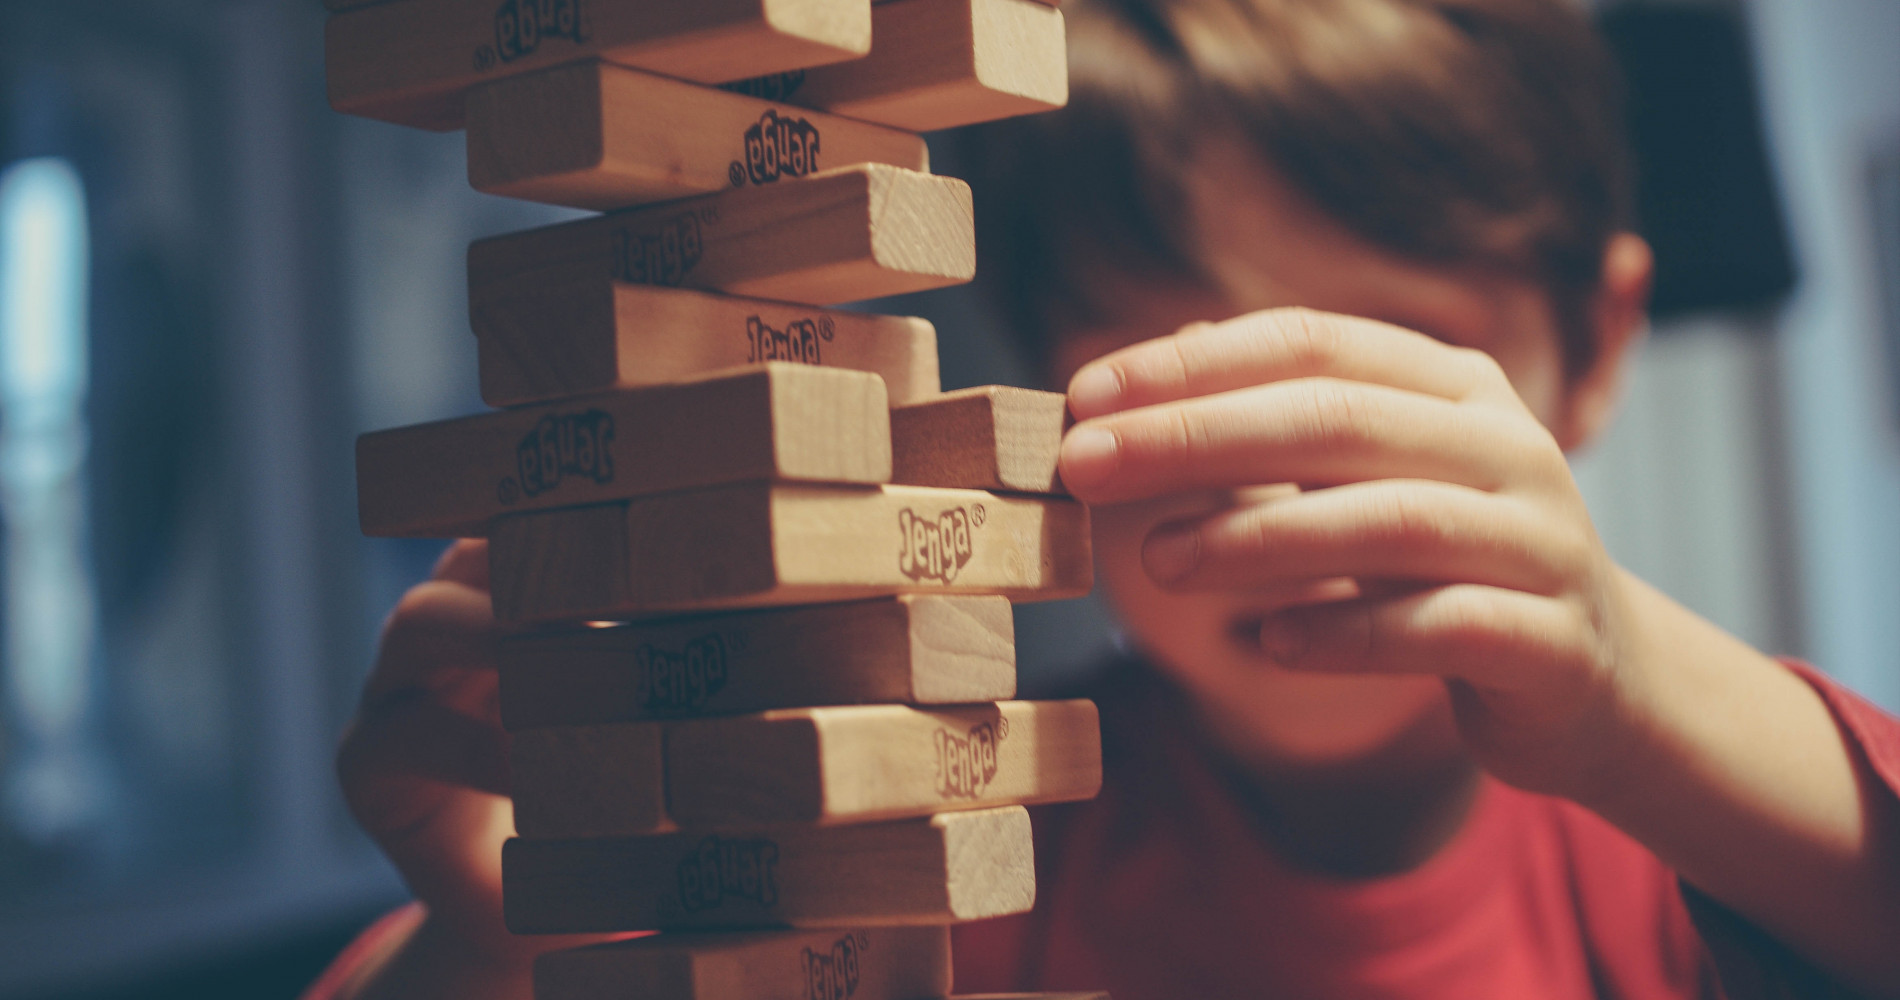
[[336, 539, 607, 998], [1057, 308, 1636, 801]]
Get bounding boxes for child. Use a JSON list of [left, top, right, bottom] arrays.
[[309, 1, 1900, 997]]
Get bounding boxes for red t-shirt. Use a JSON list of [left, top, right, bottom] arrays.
[[305, 658, 1900, 1000], [952, 658, 1900, 1000]]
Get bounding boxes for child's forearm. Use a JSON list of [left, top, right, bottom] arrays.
[[1582, 569, 1900, 997]]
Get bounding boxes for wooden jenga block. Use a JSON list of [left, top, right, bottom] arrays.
[[487, 483, 1092, 622], [325, 0, 873, 130], [511, 700, 1097, 837], [510, 723, 672, 838], [474, 283, 940, 409], [499, 595, 1014, 730], [534, 927, 953, 1000], [668, 699, 1102, 827], [503, 806, 1034, 932], [356, 364, 890, 538], [892, 386, 1068, 494], [468, 165, 973, 311], [466, 61, 930, 212], [724, 0, 1066, 132]]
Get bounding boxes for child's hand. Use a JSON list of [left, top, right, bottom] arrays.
[[335, 540, 607, 999], [1056, 308, 1638, 801], [1057, 307, 1900, 992]]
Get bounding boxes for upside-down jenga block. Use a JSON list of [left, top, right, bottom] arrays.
[[326, 0, 873, 130], [509, 700, 1099, 836], [499, 595, 1015, 730], [533, 927, 954, 1000], [356, 364, 891, 538], [467, 61, 931, 211], [892, 385, 1068, 494], [473, 283, 940, 409], [724, 0, 1067, 131], [467, 164, 974, 311], [667, 699, 1101, 827], [487, 484, 1093, 622], [503, 806, 1035, 932]]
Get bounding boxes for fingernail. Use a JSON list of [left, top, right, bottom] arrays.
[[1068, 364, 1124, 418], [1142, 525, 1200, 583], [1060, 425, 1120, 491], [1259, 616, 1311, 664]]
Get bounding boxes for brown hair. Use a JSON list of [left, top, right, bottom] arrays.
[[959, 0, 1633, 379]]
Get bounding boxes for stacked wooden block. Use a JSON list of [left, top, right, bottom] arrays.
[[328, 0, 1108, 997]]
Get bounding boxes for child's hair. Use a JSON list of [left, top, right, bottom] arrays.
[[960, 0, 1632, 379]]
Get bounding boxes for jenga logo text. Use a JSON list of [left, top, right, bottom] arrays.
[[746, 314, 833, 364], [612, 213, 703, 287], [803, 932, 868, 1000], [479, 0, 586, 70], [503, 409, 613, 502], [732, 110, 821, 187], [721, 71, 807, 103], [633, 633, 730, 714], [898, 506, 977, 584], [935, 720, 1004, 799], [676, 836, 779, 912]]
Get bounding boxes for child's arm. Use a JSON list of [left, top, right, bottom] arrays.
[[1057, 308, 1900, 997], [323, 540, 611, 1000]]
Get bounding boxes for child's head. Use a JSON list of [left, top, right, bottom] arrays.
[[964, 0, 1653, 768]]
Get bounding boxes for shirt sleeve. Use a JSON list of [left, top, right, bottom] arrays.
[[1684, 659, 1900, 1000], [298, 902, 425, 1000]]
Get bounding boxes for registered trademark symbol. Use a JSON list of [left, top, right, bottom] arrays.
[[853, 931, 870, 950], [818, 316, 835, 341], [497, 478, 519, 505], [970, 503, 986, 527], [473, 44, 496, 72], [728, 161, 745, 187], [995, 716, 1011, 740], [699, 205, 720, 225]]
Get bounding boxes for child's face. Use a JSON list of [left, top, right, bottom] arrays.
[[1049, 145, 1596, 770]]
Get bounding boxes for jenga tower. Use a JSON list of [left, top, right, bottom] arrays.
[[328, 1, 1108, 997]]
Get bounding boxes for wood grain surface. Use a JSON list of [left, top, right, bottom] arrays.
[[467, 60, 928, 210], [327, 0, 872, 130], [532, 927, 953, 1000], [665, 699, 1101, 827], [498, 595, 1014, 730], [356, 364, 890, 538], [467, 165, 973, 310], [486, 483, 1092, 622], [726, 0, 1066, 131], [891, 385, 1068, 494], [502, 806, 1036, 932], [474, 283, 939, 409]]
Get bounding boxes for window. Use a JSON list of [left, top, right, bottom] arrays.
[[0, 157, 107, 848]]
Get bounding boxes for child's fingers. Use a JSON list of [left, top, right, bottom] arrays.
[[1255, 583, 1596, 690], [1061, 378, 1555, 503], [364, 579, 499, 707], [1141, 480, 1577, 595], [1067, 307, 1505, 419], [433, 538, 491, 590]]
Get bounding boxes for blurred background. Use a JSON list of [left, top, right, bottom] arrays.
[[0, 0, 1896, 996]]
